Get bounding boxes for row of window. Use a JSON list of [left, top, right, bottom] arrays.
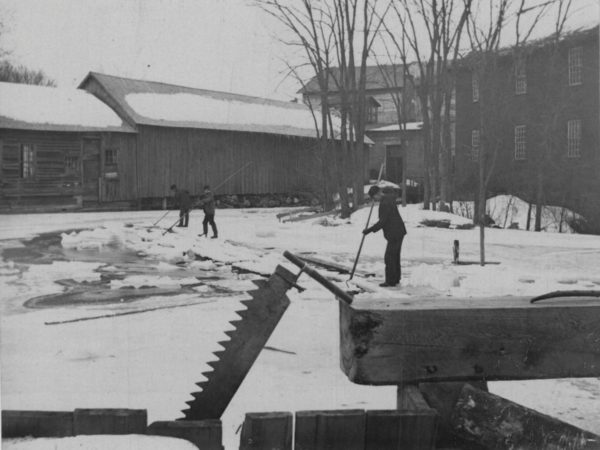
[[472, 46, 584, 101], [470, 119, 582, 161], [7, 145, 118, 179]]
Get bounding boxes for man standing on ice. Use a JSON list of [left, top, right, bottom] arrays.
[[198, 184, 218, 238], [362, 185, 407, 287], [170, 184, 192, 228]]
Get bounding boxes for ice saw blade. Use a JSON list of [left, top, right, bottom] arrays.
[[181, 264, 296, 420]]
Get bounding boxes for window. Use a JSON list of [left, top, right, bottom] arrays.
[[472, 73, 479, 102], [567, 119, 582, 158], [366, 104, 378, 124], [366, 97, 379, 124], [568, 46, 583, 86], [105, 148, 118, 165], [21, 144, 35, 178], [65, 155, 79, 172], [515, 57, 527, 94], [471, 130, 480, 161], [514, 125, 526, 160]]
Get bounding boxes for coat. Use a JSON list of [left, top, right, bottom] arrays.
[[367, 193, 407, 241], [175, 189, 192, 210], [200, 191, 215, 215]]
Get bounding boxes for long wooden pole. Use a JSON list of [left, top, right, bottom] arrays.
[[162, 161, 253, 235], [348, 161, 385, 280]]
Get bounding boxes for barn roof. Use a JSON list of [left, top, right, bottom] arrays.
[[0, 82, 135, 133], [79, 72, 345, 140], [299, 63, 421, 95]]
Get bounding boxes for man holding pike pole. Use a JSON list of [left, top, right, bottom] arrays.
[[362, 185, 407, 287]]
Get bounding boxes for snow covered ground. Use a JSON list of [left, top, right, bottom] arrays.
[[1, 205, 600, 449]]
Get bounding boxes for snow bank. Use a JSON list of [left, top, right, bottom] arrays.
[[454, 195, 580, 233], [0, 82, 126, 129], [3, 434, 198, 450]]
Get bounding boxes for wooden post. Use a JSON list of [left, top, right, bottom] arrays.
[[239, 412, 292, 450], [295, 410, 366, 450], [451, 384, 600, 450], [419, 382, 488, 449]]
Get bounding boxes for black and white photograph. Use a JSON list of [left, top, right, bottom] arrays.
[[1, 1, 599, 449]]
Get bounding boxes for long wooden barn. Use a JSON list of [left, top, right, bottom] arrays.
[[0, 82, 136, 210], [79, 72, 327, 204]]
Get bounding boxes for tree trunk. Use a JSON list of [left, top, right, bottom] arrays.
[[535, 168, 543, 232]]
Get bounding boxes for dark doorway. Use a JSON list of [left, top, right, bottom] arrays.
[[385, 145, 403, 185], [82, 139, 100, 203]]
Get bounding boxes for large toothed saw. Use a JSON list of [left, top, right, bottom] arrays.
[[180, 252, 353, 420]]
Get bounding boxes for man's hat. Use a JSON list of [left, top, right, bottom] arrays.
[[367, 185, 380, 197]]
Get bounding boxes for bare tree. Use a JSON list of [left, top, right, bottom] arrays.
[[381, 0, 472, 210], [465, 0, 557, 264], [257, 0, 389, 217], [0, 61, 56, 86]]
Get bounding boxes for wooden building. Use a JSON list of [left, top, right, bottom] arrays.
[[79, 72, 328, 203], [299, 64, 425, 192], [454, 25, 599, 227], [0, 82, 136, 210]]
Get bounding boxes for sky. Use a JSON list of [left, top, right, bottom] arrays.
[[0, 0, 299, 100], [0, 0, 598, 101]]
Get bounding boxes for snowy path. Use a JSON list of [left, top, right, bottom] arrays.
[[1, 206, 600, 449]]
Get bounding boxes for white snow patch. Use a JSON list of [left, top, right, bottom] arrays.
[[3, 434, 198, 450], [0, 82, 125, 128], [125, 92, 340, 136]]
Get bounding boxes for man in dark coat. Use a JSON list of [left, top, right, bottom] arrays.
[[363, 185, 407, 287], [199, 185, 218, 238], [170, 184, 192, 227]]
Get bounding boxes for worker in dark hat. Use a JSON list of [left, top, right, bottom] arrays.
[[170, 184, 192, 227], [198, 184, 218, 238], [363, 185, 407, 287]]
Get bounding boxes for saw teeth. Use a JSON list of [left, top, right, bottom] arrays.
[[181, 265, 293, 420]]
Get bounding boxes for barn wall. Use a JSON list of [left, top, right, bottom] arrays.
[[135, 126, 322, 198], [0, 130, 84, 207], [0, 129, 137, 208]]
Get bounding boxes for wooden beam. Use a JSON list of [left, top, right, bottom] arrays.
[[297, 254, 375, 277], [339, 296, 600, 384], [451, 384, 600, 449]]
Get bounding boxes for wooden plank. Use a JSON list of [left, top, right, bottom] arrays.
[[73, 408, 147, 435], [239, 412, 292, 450], [451, 383, 600, 450], [148, 420, 223, 450], [339, 296, 600, 385], [365, 410, 437, 450], [295, 410, 366, 450], [2, 410, 74, 438]]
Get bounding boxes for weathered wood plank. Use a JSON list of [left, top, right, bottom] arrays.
[[297, 254, 375, 277], [451, 383, 600, 450], [365, 409, 437, 450], [419, 382, 488, 450], [2, 410, 74, 438], [73, 408, 147, 435], [239, 412, 292, 450], [339, 296, 600, 384], [295, 410, 366, 450], [148, 420, 223, 450]]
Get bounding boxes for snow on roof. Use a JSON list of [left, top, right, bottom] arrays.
[[125, 91, 329, 138], [81, 72, 359, 141], [0, 82, 134, 132], [368, 122, 423, 132]]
